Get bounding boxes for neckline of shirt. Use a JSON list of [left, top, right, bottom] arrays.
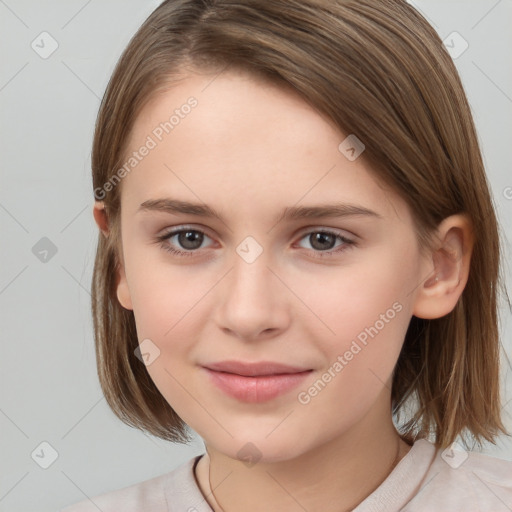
[[164, 438, 438, 512]]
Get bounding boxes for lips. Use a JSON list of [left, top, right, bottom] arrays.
[[202, 360, 313, 403]]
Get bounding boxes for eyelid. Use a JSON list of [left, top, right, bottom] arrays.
[[158, 224, 216, 239], [295, 225, 356, 240]]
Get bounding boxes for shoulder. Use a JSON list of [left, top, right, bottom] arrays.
[[405, 442, 512, 512], [59, 455, 202, 512]]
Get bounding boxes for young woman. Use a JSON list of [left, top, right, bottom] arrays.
[[62, 0, 512, 510]]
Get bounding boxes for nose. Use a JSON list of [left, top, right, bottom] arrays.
[[214, 243, 290, 341]]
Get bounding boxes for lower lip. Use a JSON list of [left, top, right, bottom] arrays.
[[203, 368, 312, 403]]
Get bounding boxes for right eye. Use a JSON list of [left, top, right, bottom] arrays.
[[156, 227, 215, 257]]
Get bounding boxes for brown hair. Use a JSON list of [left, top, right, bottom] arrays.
[[91, 0, 510, 449]]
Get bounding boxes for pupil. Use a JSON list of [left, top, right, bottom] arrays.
[[179, 230, 203, 249], [312, 232, 334, 251]]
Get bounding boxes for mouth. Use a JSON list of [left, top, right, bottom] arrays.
[[202, 360, 313, 403]]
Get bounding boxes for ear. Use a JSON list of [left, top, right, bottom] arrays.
[[93, 201, 109, 237], [115, 261, 133, 311], [412, 214, 474, 320], [92, 201, 133, 310]]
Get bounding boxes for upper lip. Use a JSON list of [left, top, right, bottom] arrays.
[[203, 360, 312, 377]]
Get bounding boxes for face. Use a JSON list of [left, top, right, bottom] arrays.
[[110, 69, 431, 462]]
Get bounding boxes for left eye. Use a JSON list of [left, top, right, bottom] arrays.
[[296, 230, 353, 253]]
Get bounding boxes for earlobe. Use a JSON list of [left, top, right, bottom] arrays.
[[116, 260, 133, 311], [412, 214, 474, 320]]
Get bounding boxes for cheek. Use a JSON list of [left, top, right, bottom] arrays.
[[297, 252, 412, 347], [297, 251, 414, 395], [127, 271, 206, 426], [124, 251, 212, 403], [126, 247, 213, 340], [294, 283, 410, 437]]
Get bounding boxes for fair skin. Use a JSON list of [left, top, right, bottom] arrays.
[[93, 69, 473, 512]]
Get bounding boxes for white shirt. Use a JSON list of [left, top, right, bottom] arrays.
[[60, 439, 512, 511]]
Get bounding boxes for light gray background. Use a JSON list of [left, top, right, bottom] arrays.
[[1, 1, 511, 511]]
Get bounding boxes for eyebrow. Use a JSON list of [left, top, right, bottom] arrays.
[[137, 198, 383, 223]]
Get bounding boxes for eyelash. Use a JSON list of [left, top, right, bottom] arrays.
[[156, 227, 356, 259]]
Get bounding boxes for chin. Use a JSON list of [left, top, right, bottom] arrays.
[[207, 430, 310, 465]]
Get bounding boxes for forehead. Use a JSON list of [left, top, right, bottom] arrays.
[[121, 70, 410, 225]]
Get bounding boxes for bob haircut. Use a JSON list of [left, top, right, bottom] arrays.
[[91, 0, 510, 449]]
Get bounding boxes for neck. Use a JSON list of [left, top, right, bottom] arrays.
[[195, 397, 412, 512]]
